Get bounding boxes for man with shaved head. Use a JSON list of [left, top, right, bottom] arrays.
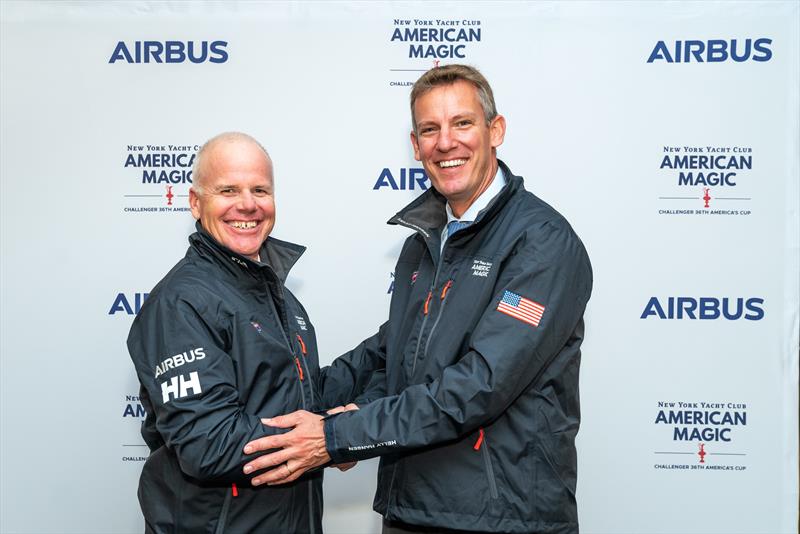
[[127, 132, 324, 533]]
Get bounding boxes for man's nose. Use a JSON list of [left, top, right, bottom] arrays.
[[238, 191, 257, 211], [436, 126, 457, 152]]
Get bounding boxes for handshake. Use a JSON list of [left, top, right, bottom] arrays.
[[242, 403, 359, 486]]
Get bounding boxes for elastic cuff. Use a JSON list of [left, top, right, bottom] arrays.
[[323, 414, 346, 464]]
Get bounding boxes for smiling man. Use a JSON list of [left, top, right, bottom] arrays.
[[242, 65, 594, 534], [127, 132, 323, 533]]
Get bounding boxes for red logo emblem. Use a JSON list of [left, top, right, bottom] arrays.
[[698, 443, 707, 463], [702, 188, 711, 208], [165, 185, 174, 206]]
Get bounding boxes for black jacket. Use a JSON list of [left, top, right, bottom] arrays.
[[128, 226, 323, 534], [320, 162, 593, 533]]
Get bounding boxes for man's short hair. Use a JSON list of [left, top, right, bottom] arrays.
[[409, 64, 498, 134], [191, 132, 271, 195]]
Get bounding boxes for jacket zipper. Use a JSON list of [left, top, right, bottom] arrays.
[[308, 480, 316, 534], [406, 219, 451, 376], [395, 227, 455, 516], [265, 287, 316, 533], [411, 264, 448, 376], [297, 333, 317, 534], [420, 280, 454, 368], [296, 334, 317, 405], [213, 488, 234, 534], [385, 462, 399, 519], [263, 285, 308, 411], [290, 343, 308, 410], [474, 428, 499, 499]]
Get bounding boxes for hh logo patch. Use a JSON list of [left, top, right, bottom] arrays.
[[471, 259, 492, 277], [161, 372, 202, 403], [496, 290, 545, 327], [295, 315, 308, 331]]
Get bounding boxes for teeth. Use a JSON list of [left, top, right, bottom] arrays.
[[230, 221, 257, 229], [439, 159, 466, 168]]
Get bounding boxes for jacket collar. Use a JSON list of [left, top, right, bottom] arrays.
[[188, 221, 305, 284], [388, 159, 522, 242]]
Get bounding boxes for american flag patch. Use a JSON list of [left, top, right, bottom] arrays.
[[496, 290, 545, 327]]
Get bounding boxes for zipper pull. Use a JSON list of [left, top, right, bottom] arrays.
[[423, 291, 432, 315], [473, 428, 485, 451], [440, 280, 453, 300], [231, 483, 239, 497], [295, 357, 304, 381], [296, 334, 307, 355]]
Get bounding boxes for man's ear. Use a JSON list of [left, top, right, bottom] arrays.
[[189, 188, 201, 220], [410, 130, 422, 161], [489, 115, 506, 149]]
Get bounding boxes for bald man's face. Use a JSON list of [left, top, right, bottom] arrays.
[[189, 140, 275, 260]]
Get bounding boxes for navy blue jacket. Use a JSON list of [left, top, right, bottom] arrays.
[[128, 226, 322, 534], [320, 162, 593, 533]]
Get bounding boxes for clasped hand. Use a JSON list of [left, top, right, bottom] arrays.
[[243, 404, 358, 486]]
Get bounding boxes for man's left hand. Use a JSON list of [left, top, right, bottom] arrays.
[[242, 410, 330, 486]]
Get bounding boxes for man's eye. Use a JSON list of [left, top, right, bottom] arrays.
[[253, 188, 270, 196], [420, 127, 436, 135], [456, 120, 472, 127], [219, 188, 236, 195]]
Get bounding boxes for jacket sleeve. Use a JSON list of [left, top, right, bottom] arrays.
[[127, 292, 281, 483], [317, 321, 388, 409], [324, 220, 593, 463]]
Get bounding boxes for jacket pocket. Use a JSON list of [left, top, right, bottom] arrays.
[[474, 428, 499, 500]]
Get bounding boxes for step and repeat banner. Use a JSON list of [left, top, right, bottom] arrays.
[[1, 2, 798, 533]]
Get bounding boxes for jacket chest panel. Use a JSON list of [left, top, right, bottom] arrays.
[[230, 305, 316, 413], [392, 250, 504, 384]]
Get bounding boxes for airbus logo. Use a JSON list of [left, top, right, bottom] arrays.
[[109, 292, 149, 315], [641, 297, 764, 320], [109, 40, 228, 64], [647, 38, 772, 63], [374, 168, 429, 190]]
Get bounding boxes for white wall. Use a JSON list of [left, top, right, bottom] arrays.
[[1, 2, 798, 533]]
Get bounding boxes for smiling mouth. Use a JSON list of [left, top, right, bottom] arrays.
[[228, 221, 258, 229], [438, 159, 467, 168]]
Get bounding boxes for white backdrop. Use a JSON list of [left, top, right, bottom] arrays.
[[1, 2, 798, 533]]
